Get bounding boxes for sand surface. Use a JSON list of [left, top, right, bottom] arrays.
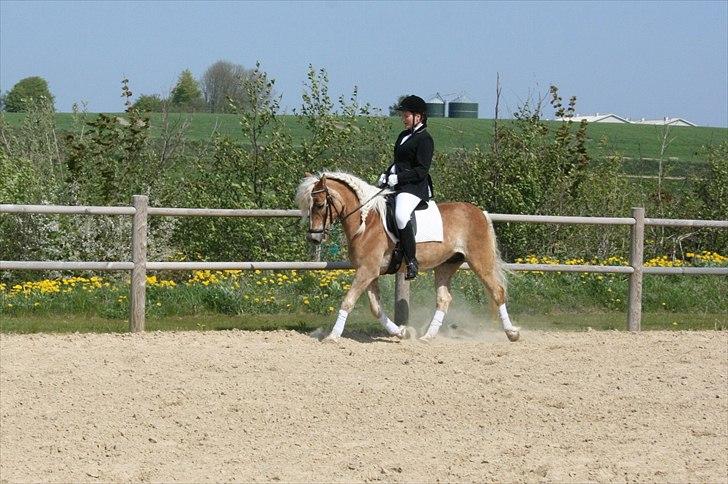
[[1, 329, 727, 483]]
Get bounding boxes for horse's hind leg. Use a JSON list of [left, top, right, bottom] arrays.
[[420, 262, 460, 341], [366, 279, 406, 337], [468, 254, 520, 342]]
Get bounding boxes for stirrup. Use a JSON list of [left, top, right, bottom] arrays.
[[405, 259, 418, 280]]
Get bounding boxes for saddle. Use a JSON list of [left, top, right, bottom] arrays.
[[383, 194, 429, 275]]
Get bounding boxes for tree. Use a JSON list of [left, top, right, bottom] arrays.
[[5, 76, 55, 112], [201, 60, 256, 113], [388, 95, 407, 116], [132, 94, 166, 112], [170, 69, 202, 106]]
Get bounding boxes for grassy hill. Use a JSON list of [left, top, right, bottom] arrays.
[[3, 112, 726, 173]]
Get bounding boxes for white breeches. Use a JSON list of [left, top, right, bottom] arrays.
[[395, 192, 421, 229]]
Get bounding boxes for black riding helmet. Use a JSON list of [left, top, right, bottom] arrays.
[[397, 95, 427, 115], [397, 95, 428, 131]]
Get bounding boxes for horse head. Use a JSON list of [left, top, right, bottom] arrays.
[[296, 171, 390, 245], [305, 174, 339, 245]]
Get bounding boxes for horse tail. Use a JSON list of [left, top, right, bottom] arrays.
[[483, 211, 508, 298]]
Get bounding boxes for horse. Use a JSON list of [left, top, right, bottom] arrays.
[[295, 171, 520, 343]]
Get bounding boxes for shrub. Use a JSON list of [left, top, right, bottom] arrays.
[[694, 142, 728, 250]]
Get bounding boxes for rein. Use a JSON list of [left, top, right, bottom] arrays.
[[341, 186, 387, 222]]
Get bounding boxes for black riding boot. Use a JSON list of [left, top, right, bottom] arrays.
[[399, 221, 418, 280]]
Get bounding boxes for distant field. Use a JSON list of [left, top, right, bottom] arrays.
[[2, 112, 726, 165]]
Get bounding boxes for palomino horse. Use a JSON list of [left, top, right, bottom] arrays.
[[296, 171, 519, 343]]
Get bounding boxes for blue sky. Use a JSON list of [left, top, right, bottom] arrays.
[[1, 0, 727, 127]]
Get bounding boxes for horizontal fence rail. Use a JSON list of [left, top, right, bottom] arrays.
[[4, 203, 727, 228], [2, 198, 726, 333], [644, 218, 728, 228], [1, 262, 135, 271], [487, 213, 636, 225], [147, 207, 302, 217], [0, 204, 136, 216]]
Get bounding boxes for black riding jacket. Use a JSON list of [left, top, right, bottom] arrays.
[[386, 125, 434, 200]]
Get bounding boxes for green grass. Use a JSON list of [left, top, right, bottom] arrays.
[[3, 112, 725, 165], [578, 121, 727, 163], [2, 270, 725, 334]]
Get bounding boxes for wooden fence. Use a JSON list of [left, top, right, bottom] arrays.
[[2, 196, 726, 332]]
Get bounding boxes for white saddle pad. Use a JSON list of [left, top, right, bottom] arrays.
[[384, 200, 444, 244]]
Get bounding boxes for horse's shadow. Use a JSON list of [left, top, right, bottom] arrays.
[[305, 327, 414, 344], [347, 332, 409, 344]]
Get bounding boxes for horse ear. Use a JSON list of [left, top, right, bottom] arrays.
[[304, 172, 313, 177], [320, 174, 327, 182]]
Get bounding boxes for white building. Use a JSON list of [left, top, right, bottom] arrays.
[[633, 117, 697, 127], [554, 113, 698, 127], [555, 113, 630, 124]]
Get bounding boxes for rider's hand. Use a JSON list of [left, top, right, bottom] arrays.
[[387, 174, 398, 187], [377, 173, 387, 187]]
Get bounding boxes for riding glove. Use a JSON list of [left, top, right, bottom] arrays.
[[377, 173, 387, 187], [387, 174, 398, 187]]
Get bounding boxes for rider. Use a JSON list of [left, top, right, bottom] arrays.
[[378, 94, 435, 280]]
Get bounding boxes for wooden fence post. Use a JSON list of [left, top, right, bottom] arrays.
[[628, 207, 645, 332], [394, 273, 410, 326], [130, 195, 148, 332]]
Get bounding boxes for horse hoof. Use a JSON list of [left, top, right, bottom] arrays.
[[396, 325, 414, 340], [505, 329, 520, 342], [322, 334, 340, 344], [418, 334, 435, 343]]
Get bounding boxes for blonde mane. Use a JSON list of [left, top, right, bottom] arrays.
[[295, 171, 391, 237]]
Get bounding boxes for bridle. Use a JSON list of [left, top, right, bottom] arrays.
[[307, 183, 340, 239], [307, 178, 387, 239]]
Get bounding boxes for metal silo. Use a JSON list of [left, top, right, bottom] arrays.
[[448, 95, 478, 118], [425, 94, 445, 118]]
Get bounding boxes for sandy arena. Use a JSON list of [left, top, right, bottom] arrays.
[[1, 329, 727, 483]]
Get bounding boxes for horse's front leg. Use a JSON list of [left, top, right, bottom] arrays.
[[366, 279, 409, 338], [324, 265, 379, 341]]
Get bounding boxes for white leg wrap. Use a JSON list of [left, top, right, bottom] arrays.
[[378, 312, 400, 335], [498, 304, 515, 331], [425, 309, 445, 337], [330, 309, 348, 337]]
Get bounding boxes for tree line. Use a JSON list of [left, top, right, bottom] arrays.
[[0, 60, 268, 114]]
